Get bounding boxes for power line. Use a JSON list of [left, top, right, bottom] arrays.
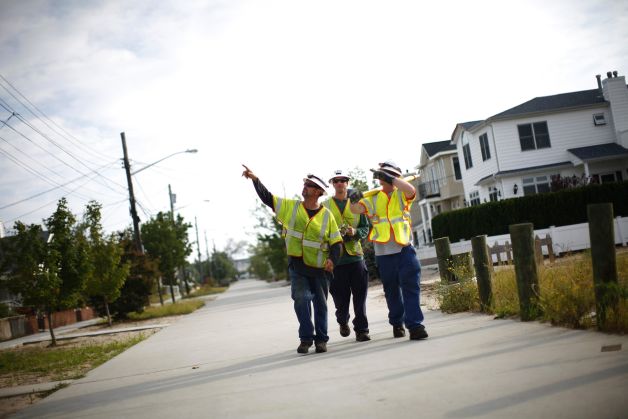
[[0, 73, 119, 162], [0, 159, 120, 210]]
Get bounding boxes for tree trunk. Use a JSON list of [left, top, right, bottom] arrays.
[[157, 277, 164, 306], [104, 297, 112, 327], [46, 308, 57, 346], [169, 276, 176, 304]]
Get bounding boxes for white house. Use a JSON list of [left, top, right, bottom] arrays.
[[414, 140, 465, 245], [451, 71, 628, 204]]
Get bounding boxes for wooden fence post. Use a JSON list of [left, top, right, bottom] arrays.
[[509, 223, 541, 321], [546, 233, 555, 263], [434, 237, 454, 283], [472, 235, 493, 312], [505, 241, 512, 265], [587, 203, 619, 330]]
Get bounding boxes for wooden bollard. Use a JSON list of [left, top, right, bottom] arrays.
[[472, 235, 493, 312], [509, 223, 541, 321], [587, 203, 619, 330], [534, 235, 543, 267], [434, 237, 454, 283]]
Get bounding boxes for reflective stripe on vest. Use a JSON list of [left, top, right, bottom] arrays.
[[367, 190, 412, 245]]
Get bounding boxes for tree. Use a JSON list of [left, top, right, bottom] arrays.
[[108, 230, 159, 317], [248, 242, 273, 280], [141, 212, 192, 303], [209, 250, 237, 285], [5, 222, 62, 345], [82, 202, 130, 326], [250, 201, 287, 281], [45, 198, 88, 310]]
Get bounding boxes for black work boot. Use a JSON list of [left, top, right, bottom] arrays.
[[356, 331, 371, 342], [297, 340, 313, 354], [315, 341, 327, 353], [409, 325, 428, 340], [393, 325, 406, 338], [339, 323, 351, 337]]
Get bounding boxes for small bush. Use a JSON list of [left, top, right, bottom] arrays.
[[0, 302, 12, 318], [437, 278, 479, 313], [184, 284, 227, 299]]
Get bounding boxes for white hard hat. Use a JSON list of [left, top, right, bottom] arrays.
[[378, 160, 402, 177], [329, 169, 351, 183], [303, 173, 329, 194]]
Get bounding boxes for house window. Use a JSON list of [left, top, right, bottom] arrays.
[[518, 121, 551, 151], [469, 191, 480, 206], [462, 139, 473, 169], [593, 113, 606, 126], [479, 133, 491, 161], [522, 176, 551, 196], [452, 157, 462, 180]]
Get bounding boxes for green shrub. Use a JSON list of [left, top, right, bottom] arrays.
[[432, 181, 628, 241], [128, 299, 204, 320], [491, 268, 519, 318]]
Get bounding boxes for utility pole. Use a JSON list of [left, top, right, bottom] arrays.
[[121, 132, 142, 252], [195, 217, 203, 283], [204, 230, 212, 282], [167, 184, 179, 303]]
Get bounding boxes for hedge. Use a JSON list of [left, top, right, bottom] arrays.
[[431, 181, 628, 242]]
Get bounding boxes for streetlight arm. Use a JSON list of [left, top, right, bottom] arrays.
[[131, 149, 198, 175]]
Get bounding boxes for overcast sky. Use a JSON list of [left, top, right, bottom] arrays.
[[1, 0, 627, 258]]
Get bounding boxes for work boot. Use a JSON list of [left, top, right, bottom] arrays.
[[409, 325, 428, 340], [393, 325, 406, 338], [297, 340, 313, 354], [339, 323, 351, 337], [355, 331, 371, 342], [315, 341, 327, 353]]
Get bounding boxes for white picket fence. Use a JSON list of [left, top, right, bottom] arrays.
[[416, 216, 628, 266]]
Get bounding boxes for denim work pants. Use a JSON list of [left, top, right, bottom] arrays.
[[330, 260, 369, 332], [289, 266, 329, 343], [375, 245, 424, 329]]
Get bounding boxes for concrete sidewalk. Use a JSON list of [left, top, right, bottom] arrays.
[[11, 279, 628, 418]]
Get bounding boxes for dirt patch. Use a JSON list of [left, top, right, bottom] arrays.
[[0, 316, 180, 418]]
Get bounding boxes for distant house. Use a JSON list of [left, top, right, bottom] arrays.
[[414, 140, 465, 245], [451, 71, 628, 204]]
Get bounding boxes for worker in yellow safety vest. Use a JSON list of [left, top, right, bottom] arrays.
[[348, 161, 428, 341], [323, 169, 371, 342], [242, 165, 343, 354]]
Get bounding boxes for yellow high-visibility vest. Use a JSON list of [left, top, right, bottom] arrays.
[[359, 189, 413, 245], [273, 196, 342, 268], [323, 198, 363, 256]]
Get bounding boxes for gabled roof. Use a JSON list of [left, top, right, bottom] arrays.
[[567, 142, 628, 162], [450, 120, 483, 142], [491, 89, 607, 120], [423, 140, 456, 157]]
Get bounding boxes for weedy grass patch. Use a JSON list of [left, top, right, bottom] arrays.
[[128, 299, 204, 320], [184, 284, 228, 299], [439, 251, 628, 333]]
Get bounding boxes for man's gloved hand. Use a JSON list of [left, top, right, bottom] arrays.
[[348, 188, 363, 203], [371, 169, 395, 184]]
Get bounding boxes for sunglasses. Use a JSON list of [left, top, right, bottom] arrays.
[[332, 178, 348, 184]]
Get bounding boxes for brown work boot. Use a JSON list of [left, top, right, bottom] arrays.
[[297, 340, 313, 354], [393, 325, 406, 338], [315, 341, 327, 353], [409, 325, 428, 340], [339, 323, 351, 337], [356, 331, 371, 342]]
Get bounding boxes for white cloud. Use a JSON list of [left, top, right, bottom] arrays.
[[1, 0, 627, 254]]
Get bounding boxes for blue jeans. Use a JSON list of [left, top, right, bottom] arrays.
[[375, 245, 424, 329], [289, 267, 329, 342]]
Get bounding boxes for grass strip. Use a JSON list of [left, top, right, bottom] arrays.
[[0, 335, 147, 385], [128, 299, 204, 320]]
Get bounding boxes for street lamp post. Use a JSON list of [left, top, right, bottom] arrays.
[[120, 131, 197, 252]]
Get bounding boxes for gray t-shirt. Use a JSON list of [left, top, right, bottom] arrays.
[[374, 240, 405, 256]]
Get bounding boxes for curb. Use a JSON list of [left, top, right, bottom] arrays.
[[0, 380, 74, 398]]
